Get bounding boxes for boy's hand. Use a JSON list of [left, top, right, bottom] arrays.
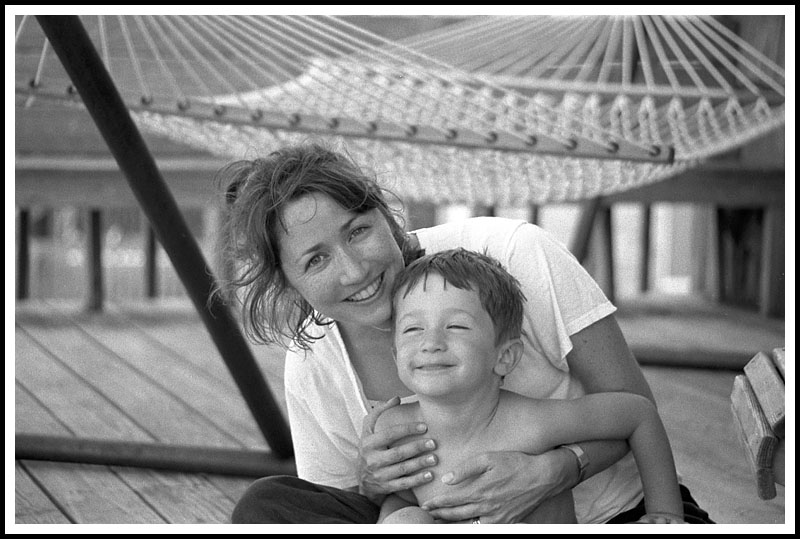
[[634, 512, 685, 524]]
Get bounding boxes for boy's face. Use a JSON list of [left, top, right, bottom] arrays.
[[393, 273, 500, 398]]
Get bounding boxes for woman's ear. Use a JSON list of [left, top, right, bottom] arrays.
[[494, 338, 523, 378]]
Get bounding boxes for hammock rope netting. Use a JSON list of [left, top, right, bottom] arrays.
[[15, 15, 785, 206]]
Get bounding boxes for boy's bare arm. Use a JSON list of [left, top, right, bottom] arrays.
[[379, 491, 418, 522]]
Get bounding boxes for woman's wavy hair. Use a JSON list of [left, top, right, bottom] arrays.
[[391, 248, 526, 345], [214, 142, 421, 350]]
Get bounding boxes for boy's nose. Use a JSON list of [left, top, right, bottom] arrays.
[[421, 328, 447, 353]]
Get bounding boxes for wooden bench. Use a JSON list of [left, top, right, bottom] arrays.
[[730, 347, 786, 499]]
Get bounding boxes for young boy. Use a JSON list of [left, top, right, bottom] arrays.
[[375, 248, 685, 524]]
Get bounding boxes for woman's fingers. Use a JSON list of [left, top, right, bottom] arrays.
[[439, 459, 490, 485], [364, 421, 430, 454], [380, 468, 437, 493], [425, 503, 485, 523], [374, 448, 438, 481], [420, 457, 492, 521]]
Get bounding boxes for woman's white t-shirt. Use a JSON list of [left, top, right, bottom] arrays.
[[283, 217, 643, 523]]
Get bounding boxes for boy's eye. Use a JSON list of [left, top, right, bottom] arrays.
[[447, 324, 469, 330], [401, 326, 422, 334]]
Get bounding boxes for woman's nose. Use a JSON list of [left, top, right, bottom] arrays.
[[338, 250, 369, 285]]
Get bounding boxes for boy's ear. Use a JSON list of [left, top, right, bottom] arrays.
[[494, 338, 523, 377]]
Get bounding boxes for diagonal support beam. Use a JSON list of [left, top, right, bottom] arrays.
[[36, 15, 293, 459]]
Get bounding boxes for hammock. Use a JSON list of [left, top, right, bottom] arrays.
[[14, 15, 785, 206]]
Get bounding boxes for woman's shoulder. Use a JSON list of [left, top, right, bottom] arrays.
[[415, 216, 528, 235], [414, 216, 535, 254], [284, 322, 346, 381]]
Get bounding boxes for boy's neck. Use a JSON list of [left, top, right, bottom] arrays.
[[415, 386, 503, 441]]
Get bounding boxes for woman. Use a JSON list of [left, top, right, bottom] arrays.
[[220, 142, 712, 524]]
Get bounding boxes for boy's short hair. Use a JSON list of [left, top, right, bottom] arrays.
[[391, 248, 526, 344]]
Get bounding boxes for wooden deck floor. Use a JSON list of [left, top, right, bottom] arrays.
[[13, 297, 787, 525]]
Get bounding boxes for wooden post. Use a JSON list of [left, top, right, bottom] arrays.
[[759, 205, 785, 318], [17, 208, 30, 300], [87, 208, 104, 311], [145, 225, 158, 298], [528, 204, 540, 226], [640, 204, 651, 293], [601, 204, 615, 303], [37, 15, 293, 458], [472, 205, 495, 217], [570, 197, 602, 265]]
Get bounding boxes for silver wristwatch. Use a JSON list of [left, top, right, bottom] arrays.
[[562, 443, 589, 484]]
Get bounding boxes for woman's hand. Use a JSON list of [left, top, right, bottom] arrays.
[[420, 448, 578, 523], [357, 397, 437, 504]]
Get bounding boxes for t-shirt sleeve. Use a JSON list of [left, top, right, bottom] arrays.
[[284, 347, 360, 490], [505, 222, 616, 370]]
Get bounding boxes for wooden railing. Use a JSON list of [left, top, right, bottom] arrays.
[[16, 157, 785, 317]]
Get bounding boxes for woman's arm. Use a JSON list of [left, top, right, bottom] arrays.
[[563, 314, 656, 481]]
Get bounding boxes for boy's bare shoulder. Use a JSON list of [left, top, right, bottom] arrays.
[[374, 401, 420, 433]]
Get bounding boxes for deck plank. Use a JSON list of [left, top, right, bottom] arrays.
[[15, 462, 73, 524], [18, 461, 169, 524], [15, 305, 256, 524], [15, 327, 152, 441], [108, 301, 288, 415], [57, 303, 268, 449], [115, 469, 239, 524], [17, 307, 240, 448]]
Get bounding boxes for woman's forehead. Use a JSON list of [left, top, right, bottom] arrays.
[[280, 193, 351, 231]]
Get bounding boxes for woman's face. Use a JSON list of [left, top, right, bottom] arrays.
[[277, 193, 404, 330]]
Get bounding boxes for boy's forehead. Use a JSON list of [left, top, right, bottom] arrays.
[[394, 273, 477, 308]]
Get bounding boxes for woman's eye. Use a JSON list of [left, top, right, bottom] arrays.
[[402, 327, 422, 334], [306, 254, 324, 269], [350, 226, 369, 240], [447, 325, 469, 330]]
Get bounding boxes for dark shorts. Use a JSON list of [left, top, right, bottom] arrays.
[[231, 475, 714, 524], [606, 484, 715, 523], [231, 475, 379, 524]]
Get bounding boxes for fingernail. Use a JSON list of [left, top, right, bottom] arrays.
[[417, 423, 427, 432], [423, 471, 433, 481], [425, 439, 436, 449], [426, 455, 437, 464], [441, 472, 454, 483]]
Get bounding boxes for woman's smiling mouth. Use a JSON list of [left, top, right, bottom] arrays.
[[344, 274, 384, 303]]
